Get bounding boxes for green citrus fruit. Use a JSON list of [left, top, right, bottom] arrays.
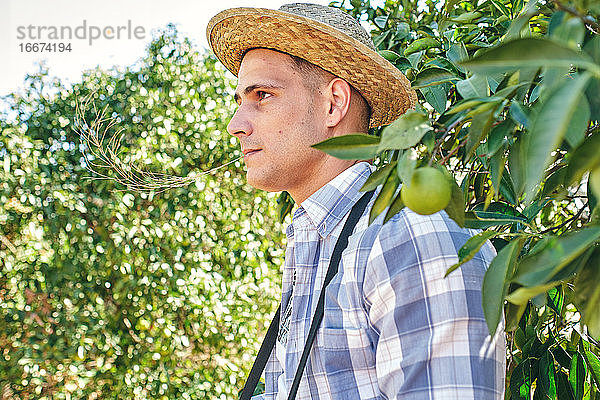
[[400, 167, 452, 215]]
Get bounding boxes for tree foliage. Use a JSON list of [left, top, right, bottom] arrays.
[[309, 0, 600, 397], [0, 26, 284, 399]]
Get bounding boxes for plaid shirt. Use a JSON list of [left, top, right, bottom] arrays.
[[257, 162, 505, 399]]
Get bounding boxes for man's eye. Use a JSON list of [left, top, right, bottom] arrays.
[[257, 91, 272, 101]]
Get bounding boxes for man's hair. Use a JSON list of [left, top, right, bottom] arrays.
[[288, 54, 371, 132]]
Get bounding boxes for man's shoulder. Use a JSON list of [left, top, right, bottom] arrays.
[[351, 204, 496, 271], [353, 204, 471, 248]]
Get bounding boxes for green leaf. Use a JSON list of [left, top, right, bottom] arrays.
[[538, 352, 558, 399], [311, 133, 380, 160], [565, 133, 600, 187], [585, 33, 600, 65], [396, 151, 416, 184], [420, 85, 447, 113], [564, 96, 590, 148], [464, 210, 528, 229], [466, 104, 497, 158], [451, 11, 483, 23], [548, 246, 594, 282], [456, 74, 489, 99], [548, 11, 566, 36], [522, 197, 548, 222], [551, 14, 585, 49], [542, 166, 568, 198], [490, 0, 510, 17], [547, 286, 564, 315], [504, 0, 540, 40], [412, 67, 459, 88], [511, 359, 533, 399], [446, 230, 499, 277], [541, 66, 572, 95], [421, 130, 435, 151], [444, 179, 465, 227], [524, 73, 592, 204], [374, 15, 389, 29], [424, 58, 459, 75], [500, 167, 518, 205], [489, 147, 506, 198], [277, 191, 294, 223], [461, 38, 600, 78], [487, 72, 504, 93], [447, 42, 468, 73], [569, 353, 586, 400], [494, 81, 531, 100], [509, 100, 530, 128], [584, 350, 600, 391], [506, 282, 557, 305], [373, 31, 391, 48], [509, 133, 527, 198], [383, 192, 405, 224], [395, 22, 410, 41], [464, 100, 502, 120], [395, 57, 413, 71], [360, 161, 396, 192], [378, 111, 431, 152], [557, 370, 576, 400], [587, 183, 600, 217], [379, 49, 400, 62], [505, 301, 528, 332], [585, 37, 600, 121], [404, 37, 442, 56], [512, 226, 600, 287], [552, 344, 573, 369], [573, 247, 600, 339], [487, 119, 513, 156], [369, 171, 400, 224], [591, 169, 600, 206], [447, 96, 502, 114]]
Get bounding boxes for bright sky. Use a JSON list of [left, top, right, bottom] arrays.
[[1, 0, 363, 98]]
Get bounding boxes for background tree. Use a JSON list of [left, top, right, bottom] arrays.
[[309, 0, 600, 398], [0, 26, 284, 399]]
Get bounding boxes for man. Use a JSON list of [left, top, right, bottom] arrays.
[[207, 3, 505, 399]]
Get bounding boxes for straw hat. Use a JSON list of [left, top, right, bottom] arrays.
[[206, 3, 417, 128]]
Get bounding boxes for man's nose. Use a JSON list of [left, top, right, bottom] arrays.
[[227, 107, 253, 137]]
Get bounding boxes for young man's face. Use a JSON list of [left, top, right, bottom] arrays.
[[227, 48, 331, 197]]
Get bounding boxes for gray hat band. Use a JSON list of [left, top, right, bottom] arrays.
[[279, 3, 376, 51]]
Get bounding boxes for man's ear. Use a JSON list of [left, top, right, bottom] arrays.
[[325, 78, 352, 128]]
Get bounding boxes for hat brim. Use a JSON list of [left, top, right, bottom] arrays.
[[207, 7, 417, 128]]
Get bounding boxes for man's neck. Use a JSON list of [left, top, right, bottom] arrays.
[[289, 159, 360, 205]]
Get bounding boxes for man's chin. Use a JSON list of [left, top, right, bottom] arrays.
[[246, 171, 284, 193]]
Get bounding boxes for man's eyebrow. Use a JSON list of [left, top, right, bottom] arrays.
[[233, 83, 284, 103]]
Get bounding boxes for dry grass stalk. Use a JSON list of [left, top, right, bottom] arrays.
[[73, 94, 241, 193]]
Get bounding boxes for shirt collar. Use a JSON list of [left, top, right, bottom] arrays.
[[293, 162, 373, 238]]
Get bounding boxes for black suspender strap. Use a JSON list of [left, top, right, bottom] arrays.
[[239, 190, 374, 400], [238, 305, 280, 400], [286, 189, 374, 399]]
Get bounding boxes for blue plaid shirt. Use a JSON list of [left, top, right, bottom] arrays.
[[258, 162, 505, 399]]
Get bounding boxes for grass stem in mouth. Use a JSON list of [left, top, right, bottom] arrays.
[[74, 93, 242, 194]]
